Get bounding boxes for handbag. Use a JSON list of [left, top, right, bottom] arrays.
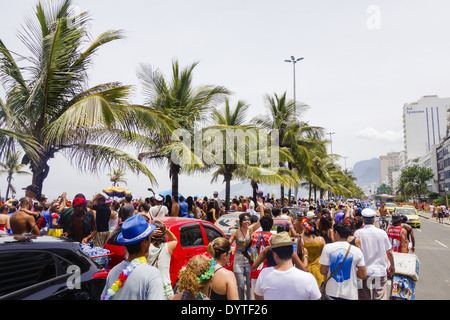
[[320, 243, 352, 300]]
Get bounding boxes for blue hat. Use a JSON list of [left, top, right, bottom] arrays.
[[117, 214, 156, 245]]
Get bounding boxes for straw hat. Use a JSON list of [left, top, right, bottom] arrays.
[[269, 232, 294, 249]]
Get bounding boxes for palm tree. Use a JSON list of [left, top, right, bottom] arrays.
[[0, 151, 31, 199], [253, 92, 323, 201], [136, 60, 230, 198], [208, 99, 296, 210], [0, 0, 156, 198], [107, 168, 127, 187]]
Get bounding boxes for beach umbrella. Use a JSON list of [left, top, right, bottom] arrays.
[[102, 186, 131, 198], [157, 190, 184, 198]]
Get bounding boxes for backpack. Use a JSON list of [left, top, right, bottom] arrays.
[[37, 216, 47, 229]]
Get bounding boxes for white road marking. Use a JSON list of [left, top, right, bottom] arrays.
[[435, 240, 448, 248]]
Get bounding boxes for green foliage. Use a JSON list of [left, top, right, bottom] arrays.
[[398, 164, 434, 202]]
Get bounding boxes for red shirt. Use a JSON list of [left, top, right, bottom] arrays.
[[387, 226, 405, 253], [250, 231, 273, 279]]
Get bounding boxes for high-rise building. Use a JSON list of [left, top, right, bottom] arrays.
[[380, 151, 404, 187], [403, 95, 450, 162]]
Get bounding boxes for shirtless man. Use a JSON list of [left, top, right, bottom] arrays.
[[9, 197, 40, 235], [378, 202, 389, 230], [170, 195, 180, 217], [401, 216, 415, 252]]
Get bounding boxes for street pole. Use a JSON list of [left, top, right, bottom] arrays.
[[284, 56, 304, 204], [284, 56, 304, 118], [327, 132, 335, 154]]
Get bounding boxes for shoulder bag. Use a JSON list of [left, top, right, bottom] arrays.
[[320, 243, 352, 300]]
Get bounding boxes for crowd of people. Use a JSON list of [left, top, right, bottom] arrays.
[[0, 184, 420, 300]]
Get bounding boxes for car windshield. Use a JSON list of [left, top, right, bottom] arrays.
[[396, 208, 416, 215], [386, 203, 396, 207], [216, 216, 239, 229]]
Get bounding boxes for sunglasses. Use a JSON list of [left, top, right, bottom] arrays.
[[243, 218, 250, 222]]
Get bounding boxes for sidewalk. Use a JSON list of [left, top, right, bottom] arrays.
[[418, 209, 450, 225]]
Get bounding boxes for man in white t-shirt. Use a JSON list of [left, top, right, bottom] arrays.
[[254, 232, 321, 300], [354, 208, 395, 300], [429, 204, 435, 217], [319, 221, 367, 300], [149, 195, 169, 218]]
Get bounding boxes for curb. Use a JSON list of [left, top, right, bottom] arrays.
[[418, 211, 450, 225]]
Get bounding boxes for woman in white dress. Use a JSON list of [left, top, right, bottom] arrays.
[[147, 220, 178, 300]]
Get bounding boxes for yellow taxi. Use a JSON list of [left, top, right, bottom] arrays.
[[394, 206, 421, 228], [385, 202, 397, 214]]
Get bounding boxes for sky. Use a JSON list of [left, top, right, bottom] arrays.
[[1, 0, 450, 200]]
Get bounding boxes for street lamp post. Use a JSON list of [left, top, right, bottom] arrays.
[[327, 132, 335, 154], [445, 186, 449, 206], [284, 56, 304, 118]]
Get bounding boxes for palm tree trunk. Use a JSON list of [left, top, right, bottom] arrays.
[[31, 162, 50, 200], [251, 180, 258, 202], [170, 162, 181, 198], [5, 174, 12, 200], [224, 170, 232, 211]]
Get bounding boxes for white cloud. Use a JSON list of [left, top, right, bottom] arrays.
[[355, 127, 403, 143]]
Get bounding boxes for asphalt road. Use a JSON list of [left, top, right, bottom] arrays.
[[410, 213, 450, 300]]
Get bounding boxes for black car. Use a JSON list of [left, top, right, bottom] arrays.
[[0, 234, 107, 300]]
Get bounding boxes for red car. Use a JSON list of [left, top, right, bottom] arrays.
[[104, 217, 234, 288]]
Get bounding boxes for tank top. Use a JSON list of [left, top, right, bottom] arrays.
[[147, 243, 174, 299], [387, 226, 405, 253], [210, 266, 227, 300], [236, 228, 251, 251]]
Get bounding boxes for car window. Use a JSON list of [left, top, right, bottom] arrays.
[[179, 224, 204, 247], [396, 208, 416, 215], [203, 224, 225, 243], [0, 251, 57, 297]]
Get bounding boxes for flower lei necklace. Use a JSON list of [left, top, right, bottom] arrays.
[[198, 257, 217, 283], [180, 254, 217, 283], [102, 256, 148, 300]]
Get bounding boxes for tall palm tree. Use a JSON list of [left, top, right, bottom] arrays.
[[107, 168, 127, 187], [208, 99, 296, 210], [0, 151, 31, 199], [253, 92, 323, 201], [0, 0, 156, 198], [136, 60, 230, 198]]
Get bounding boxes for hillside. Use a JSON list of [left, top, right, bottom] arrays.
[[351, 158, 380, 188]]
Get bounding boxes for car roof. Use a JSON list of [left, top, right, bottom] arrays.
[[0, 234, 79, 250], [155, 217, 217, 228], [216, 212, 241, 219]]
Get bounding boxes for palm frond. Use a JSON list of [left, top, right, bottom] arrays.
[[65, 143, 158, 185]]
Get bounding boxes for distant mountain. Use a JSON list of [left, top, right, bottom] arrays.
[[350, 158, 380, 188]]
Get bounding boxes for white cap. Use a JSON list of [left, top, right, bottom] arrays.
[[361, 208, 376, 218], [306, 212, 316, 218], [155, 194, 163, 202]]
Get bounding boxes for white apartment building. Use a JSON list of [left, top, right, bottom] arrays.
[[380, 151, 405, 188], [403, 95, 450, 162]]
